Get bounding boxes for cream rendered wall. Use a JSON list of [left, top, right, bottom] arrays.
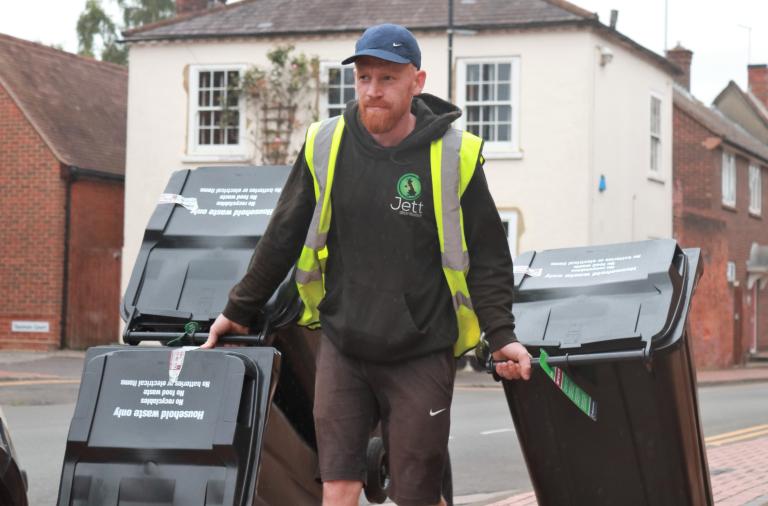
[[442, 30, 594, 253], [123, 36, 357, 294], [588, 32, 673, 245]]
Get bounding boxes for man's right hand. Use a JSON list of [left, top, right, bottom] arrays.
[[201, 314, 249, 349]]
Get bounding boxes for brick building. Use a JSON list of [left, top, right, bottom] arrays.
[[668, 46, 768, 368], [0, 34, 126, 350]]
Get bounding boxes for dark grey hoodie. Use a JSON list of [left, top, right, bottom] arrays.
[[223, 94, 516, 361]]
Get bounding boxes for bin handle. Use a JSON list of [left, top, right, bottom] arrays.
[[485, 348, 648, 375], [123, 331, 266, 346]]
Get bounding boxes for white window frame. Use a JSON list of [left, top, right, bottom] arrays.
[[187, 64, 247, 157], [721, 152, 737, 207], [319, 62, 356, 120], [726, 261, 736, 284], [499, 210, 519, 258], [650, 94, 662, 174], [456, 57, 521, 159], [749, 163, 762, 216]]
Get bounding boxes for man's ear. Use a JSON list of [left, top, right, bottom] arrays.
[[412, 69, 427, 95]]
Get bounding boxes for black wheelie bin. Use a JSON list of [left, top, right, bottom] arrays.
[[57, 166, 322, 506], [498, 239, 712, 506]]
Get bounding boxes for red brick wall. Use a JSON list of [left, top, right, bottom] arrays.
[[0, 85, 65, 350], [66, 179, 124, 348], [673, 104, 768, 367]]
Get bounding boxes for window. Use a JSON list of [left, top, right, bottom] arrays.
[[726, 261, 736, 284], [188, 65, 246, 156], [321, 63, 355, 118], [457, 58, 520, 156], [499, 210, 519, 258], [749, 163, 762, 215], [722, 152, 736, 207], [650, 96, 661, 173]]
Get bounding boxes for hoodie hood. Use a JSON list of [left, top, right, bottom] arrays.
[[343, 93, 462, 159]]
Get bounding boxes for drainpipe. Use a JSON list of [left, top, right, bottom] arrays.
[[60, 165, 73, 349]]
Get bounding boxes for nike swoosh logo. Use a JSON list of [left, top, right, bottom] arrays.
[[429, 408, 447, 416], [393, 42, 403, 47]]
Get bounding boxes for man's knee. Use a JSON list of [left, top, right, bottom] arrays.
[[322, 480, 363, 506]]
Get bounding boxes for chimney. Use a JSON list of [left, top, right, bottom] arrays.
[[748, 64, 768, 108], [176, 0, 226, 15], [666, 43, 693, 91]]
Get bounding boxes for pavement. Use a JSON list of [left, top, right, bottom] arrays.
[[1, 350, 768, 506]]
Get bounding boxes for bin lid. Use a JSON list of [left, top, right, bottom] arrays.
[[121, 166, 291, 326], [511, 239, 694, 355]]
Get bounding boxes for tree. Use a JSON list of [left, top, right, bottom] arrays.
[[76, 0, 175, 65]]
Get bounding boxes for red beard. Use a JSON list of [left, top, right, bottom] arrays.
[[359, 99, 410, 134]]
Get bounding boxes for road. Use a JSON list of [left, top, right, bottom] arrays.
[[2, 379, 768, 506]]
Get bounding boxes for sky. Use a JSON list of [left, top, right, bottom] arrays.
[[1, 0, 766, 104]]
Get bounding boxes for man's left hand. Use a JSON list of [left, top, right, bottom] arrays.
[[492, 342, 532, 381]]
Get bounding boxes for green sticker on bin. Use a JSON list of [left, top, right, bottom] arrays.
[[539, 349, 598, 421]]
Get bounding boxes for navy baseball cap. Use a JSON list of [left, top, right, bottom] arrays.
[[342, 24, 421, 69]]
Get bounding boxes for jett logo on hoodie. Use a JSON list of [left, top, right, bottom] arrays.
[[391, 173, 424, 217]]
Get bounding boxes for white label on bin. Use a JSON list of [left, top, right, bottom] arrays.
[[168, 349, 186, 383], [158, 193, 199, 212], [513, 266, 543, 277]]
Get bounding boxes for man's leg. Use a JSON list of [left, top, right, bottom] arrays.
[[322, 480, 364, 506], [314, 336, 377, 505], [373, 349, 456, 506]]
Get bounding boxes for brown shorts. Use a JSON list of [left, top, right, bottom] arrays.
[[313, 335, 456, 506]]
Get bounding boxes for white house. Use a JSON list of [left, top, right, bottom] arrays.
[[121, 0, 679, 293]]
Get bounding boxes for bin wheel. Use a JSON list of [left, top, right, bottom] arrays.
[[364, 436, 389, 504], [442, 451, 453, 506]]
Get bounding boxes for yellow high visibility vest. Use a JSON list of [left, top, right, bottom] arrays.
[[294, 115, 483, 357]]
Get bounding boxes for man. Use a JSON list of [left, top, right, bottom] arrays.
[[203, 23, 531, 506]]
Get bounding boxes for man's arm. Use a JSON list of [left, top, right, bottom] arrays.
[[462, 159, 530, 380], [203, 146, 315, 347]]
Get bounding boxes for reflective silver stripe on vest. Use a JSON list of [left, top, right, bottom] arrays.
[[453, 291, 474, 311], [295, 267, 322, 284], [305, 117, 341, 249], [440, 128, 470, 272]]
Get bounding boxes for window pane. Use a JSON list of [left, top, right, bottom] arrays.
[[226, 128, 238, 145], [468, 124, 480, 136], [213, 111, 223, 127], [343, 68, 354, 85], [199, 71, 210, 88], [498, 105, 511, 122], [497, 83, 510, 101], [212, 128, 224, 144], [328, 107, 342, 118], [466, 84, 479, 101], [498, 124, 510, 141], [213, 71, 225, 87], [467, 64, 480, 82], [482, 124, 492, 140], [199, 128, 210, 144], [227, 71, 239, 87], [212, 89, 222, 106], [198, 90, 209, 107], [329, 68, 340, 85], [467, 106, 479, 122], [227, 90, 239, 107], [482, 63, 495, 81], [329, 87, 340, 104], [199, 111, 212, 127], [343, 87, 355, 103], [482, 105, 495, 122], [482, 84, 494, 101], [498, 63, 511, 81], [227, 111, 239, 127]]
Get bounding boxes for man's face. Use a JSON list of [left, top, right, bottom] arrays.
[[355, 57, 426, 134]]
